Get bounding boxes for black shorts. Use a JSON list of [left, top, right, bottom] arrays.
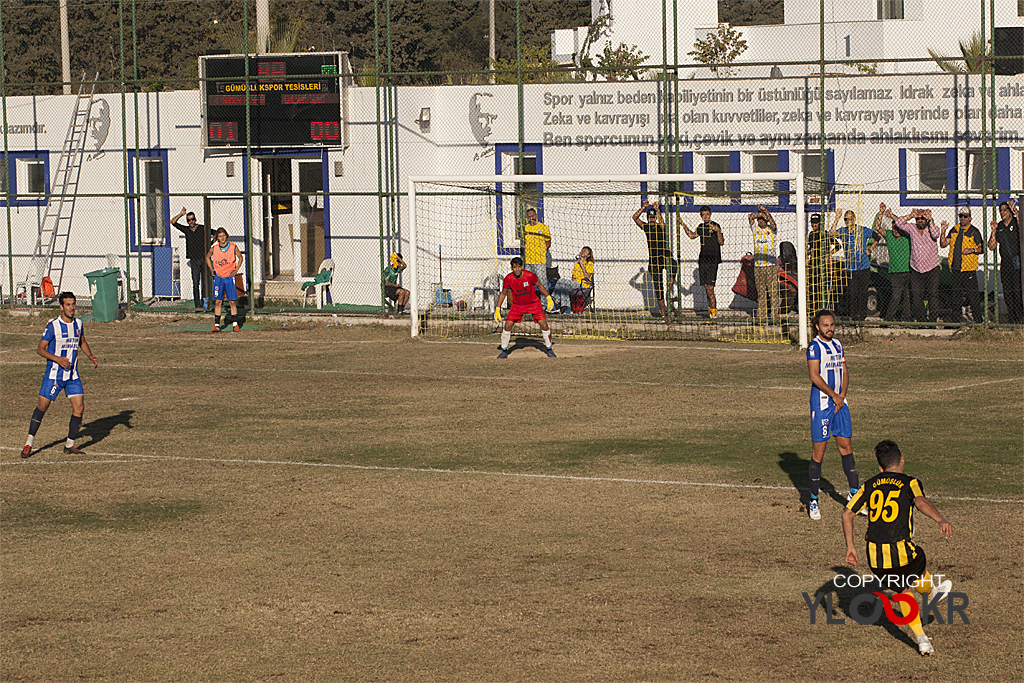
[[698, 260, 720, 287], [869, 547, 927, 592], [384, 283, 400, 301]]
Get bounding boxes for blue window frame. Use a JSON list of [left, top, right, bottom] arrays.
[[640, 150, 812, 215], [128, 149, 170, 252], [494, 143, 543, 256], [1, 151, 50, 207], [899, 147, 1010, 207]]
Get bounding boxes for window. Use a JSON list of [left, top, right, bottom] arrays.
[[918, 153, 947, 192], [655, 153, 688, 196], [495, 143, 543, 256], [513, 154, 539, 214], [16, 159, 46, 194], [801, 153, 827, 202], [139, 158, 166, 244], [704, 154, 730, 196], [967, 149, 997, 192], [1, 152, 50, 206], [878, 0, 904, 19], [751, 154, 780, 194], [1019, 0, 1023, 16]]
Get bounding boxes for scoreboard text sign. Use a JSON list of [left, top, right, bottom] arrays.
[[201, 52, 343, 147]]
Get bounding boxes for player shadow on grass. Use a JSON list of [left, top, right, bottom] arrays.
[[36, 410, 135, 453], [810, 566, 919, 653], [777, 451, 846, 508], [501, 337, 552, 356]]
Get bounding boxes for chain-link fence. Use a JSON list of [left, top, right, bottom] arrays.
[[3, 0, 1022, 333]]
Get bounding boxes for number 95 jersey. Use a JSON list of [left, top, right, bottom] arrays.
[[847, 472, 925, 569]]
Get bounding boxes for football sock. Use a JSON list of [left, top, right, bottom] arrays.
[[897, 592, 926, 638], [914, 572, 934, 595], [500, 331, 511, 349], [214, 315, 221, 327], [808, 459, 822, 499], [841, 452, 859, 490], [542, 330, 552, 348], [68, 414, 82, 443], [28, 408, 45, 440]]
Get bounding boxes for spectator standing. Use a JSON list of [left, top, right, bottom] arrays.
[[632, 201, 678, 318], [833, 209, 879, 321], [807, 213, 840, 313], [875, 203, 911, 321], [679, 205, 724, 319], [989, 200, 1023, 323], [890, 208, 941, 322], [521, 208, 551, 285], [940, 207, 985, 323], [748, 205, 778, 322], [21, 292, 98, 458], [171, 207, 214, 310]]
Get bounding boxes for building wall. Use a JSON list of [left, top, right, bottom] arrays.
[[4, 70, 1022, 312]]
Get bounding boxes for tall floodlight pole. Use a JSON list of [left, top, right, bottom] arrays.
[[818, 0, 826, 209], [256, 0, 269, 53], [489, 0, 496, 84], [60, 0, 71, 94]]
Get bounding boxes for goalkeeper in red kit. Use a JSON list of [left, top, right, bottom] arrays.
[[494, 257, 556, 358]]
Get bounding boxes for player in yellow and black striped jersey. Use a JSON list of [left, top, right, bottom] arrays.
[[842, 440, 954, 655]]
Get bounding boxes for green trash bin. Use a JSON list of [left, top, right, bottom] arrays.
[[84, 267, 120, 322]]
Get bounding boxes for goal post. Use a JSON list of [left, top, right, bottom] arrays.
[[408, 173, 809, 348]]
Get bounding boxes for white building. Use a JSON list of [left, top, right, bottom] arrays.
[[553, 0, 1024, 78]]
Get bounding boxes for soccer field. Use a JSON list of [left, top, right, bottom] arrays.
[[1, 316, 1022, 681]]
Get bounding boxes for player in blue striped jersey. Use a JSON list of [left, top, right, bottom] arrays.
[[805, 309, 863, 520], [21, 292, 98, 458]]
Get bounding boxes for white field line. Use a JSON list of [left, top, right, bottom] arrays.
[[0, 331, 396, 346], [2, 446, 1020, 505], [4, 330, 1020, 363], [0, 359, 1019, 395], [428, 339, 1024, 364]]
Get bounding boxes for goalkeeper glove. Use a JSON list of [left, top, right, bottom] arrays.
[[546, 295, 555, 312], [494, 306, 503, 323]]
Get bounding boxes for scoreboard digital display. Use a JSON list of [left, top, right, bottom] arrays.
[[201, 52, 344, 148]]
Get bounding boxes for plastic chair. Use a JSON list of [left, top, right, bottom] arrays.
[[14, 255, 48, 304], [301, 258, 334, 308]]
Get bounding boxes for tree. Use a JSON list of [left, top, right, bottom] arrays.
[[596, 41, 649, 81], [688, 23, 747, 77], [489, 43, 568, 84], [928, 32, 991, 73]]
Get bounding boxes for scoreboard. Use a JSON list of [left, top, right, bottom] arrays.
[[200, 52, 344, 148]]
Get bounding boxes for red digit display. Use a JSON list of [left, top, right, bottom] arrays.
[[208, 121, 238, 143], [310, 121, 340, 141], [257, 61, 286, 81]]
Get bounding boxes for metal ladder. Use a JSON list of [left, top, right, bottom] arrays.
[[23, 73, 99, 300]]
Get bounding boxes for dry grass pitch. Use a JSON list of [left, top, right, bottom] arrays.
[[2, 314, 1022, 681]]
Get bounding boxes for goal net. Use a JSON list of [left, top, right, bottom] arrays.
[[408, 174, 809, 346]]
